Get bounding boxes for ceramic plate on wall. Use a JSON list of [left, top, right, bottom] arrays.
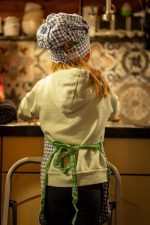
[[117, 83, 150, 124]]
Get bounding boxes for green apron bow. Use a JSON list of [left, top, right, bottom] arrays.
[[40, 140, 103, 225]]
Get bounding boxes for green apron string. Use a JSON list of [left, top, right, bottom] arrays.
[[40, 141, 103, 225]]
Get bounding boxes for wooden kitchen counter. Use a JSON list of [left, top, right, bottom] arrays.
[[0, 121, 150, 225], [0, 121, 150, 138]]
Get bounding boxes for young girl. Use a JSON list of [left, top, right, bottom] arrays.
[[18, 13, 119, 225]]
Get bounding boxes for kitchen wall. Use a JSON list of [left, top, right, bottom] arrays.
[[0, 38, 149, 125], [90, 39, 150, 125]]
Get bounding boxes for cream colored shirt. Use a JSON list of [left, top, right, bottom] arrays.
[[18, 68, 119, 186]]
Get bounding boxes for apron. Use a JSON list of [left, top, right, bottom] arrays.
[[39, 139, 111, 225]]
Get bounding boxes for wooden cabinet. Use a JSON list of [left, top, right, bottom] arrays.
[[121, 176, 150, 225], [1, 136, 44, 225], [105, 138, 150, 174], [1, 136, 150, 225], [0, 137, 2, 222], [2, 173, 41, 225], [105, 138, 150, 225]]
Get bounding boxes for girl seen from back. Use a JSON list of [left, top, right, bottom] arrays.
[[18, 13, 119, 225]]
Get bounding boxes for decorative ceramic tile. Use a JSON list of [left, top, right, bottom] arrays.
[[103, 41, 150, 83], [90, 41, 150, 124], [116, 82, 150, 123], [0, 39, 149, 124], [89, 42, 115, 72], [0, 40, 50, 106]]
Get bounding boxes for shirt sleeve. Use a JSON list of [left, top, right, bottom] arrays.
[[108, 90, 120, 121], [17, 80, 41, 121]]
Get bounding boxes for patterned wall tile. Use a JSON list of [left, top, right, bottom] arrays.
[[0, 40, 50, 106], [89, 41, 150, 124], [0, 39, 149, 124]]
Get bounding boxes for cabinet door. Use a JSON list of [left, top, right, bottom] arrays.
[[121, 176, 150, 225], [104, 138, 150, 174], [2, 173, 41, 225], [104, 138, 150, 225]]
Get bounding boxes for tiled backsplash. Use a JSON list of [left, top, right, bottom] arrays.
[[0, 39, 149, 124], [89, 41, 150, 125]]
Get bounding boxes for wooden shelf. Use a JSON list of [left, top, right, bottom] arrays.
[[0, 35, 36, 41], [0, 33, 145, 43]]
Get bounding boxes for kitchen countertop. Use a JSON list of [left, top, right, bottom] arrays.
[[0, 121, 150, 138]]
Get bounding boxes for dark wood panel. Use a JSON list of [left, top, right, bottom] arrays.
[[0, 0, 79, 18], [83, 0, 146, 13], [0, 0, 147, 19], [44, 0, 79, 15]]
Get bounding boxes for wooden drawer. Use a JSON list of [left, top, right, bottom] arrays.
[[105, 138, 150, 174], [2, 137, 43, 172]]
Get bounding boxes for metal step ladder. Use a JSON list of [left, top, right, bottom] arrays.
[[2, 157, 122, 225]]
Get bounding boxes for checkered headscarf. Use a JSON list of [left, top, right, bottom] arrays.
[[36, 13, 90, 63]]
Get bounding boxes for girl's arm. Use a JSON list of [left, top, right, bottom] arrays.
[[17, 81, 41, 121]]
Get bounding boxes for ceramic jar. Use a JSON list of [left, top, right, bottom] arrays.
[[22, 20, 41, 36], [3, 16, 20, 36], [21, 2, 44, 36]]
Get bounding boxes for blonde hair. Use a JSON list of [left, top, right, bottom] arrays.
[[49, 57, 110, 98]]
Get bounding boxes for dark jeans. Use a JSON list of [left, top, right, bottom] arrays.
[[45, 184, 103, 225]]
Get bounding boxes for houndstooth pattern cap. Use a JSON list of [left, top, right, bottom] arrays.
[[36, 13, 90, 63]]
